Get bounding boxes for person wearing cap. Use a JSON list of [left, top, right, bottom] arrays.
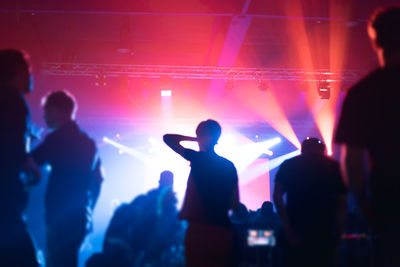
[[273, 138, 347, 267]]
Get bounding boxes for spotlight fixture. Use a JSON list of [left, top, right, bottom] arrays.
[[95, 74, 107, 87], [318, 80, 330, 99]]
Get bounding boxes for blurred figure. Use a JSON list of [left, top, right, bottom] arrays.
[[140, 170, 183, 266], [253, 201, 281, 230], [231, 203, 249, 224], [87, 195, 148, 267], [157, 170, 174, 188], [273, 137, 347, 267], [335, 6, 400, 267], [0, 49, 40, 267], [164, 119, 240, 267], [89, 170, 183, 267], [31, 91, 103, 267]]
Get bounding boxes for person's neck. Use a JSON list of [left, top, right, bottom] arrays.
[[53, 119, 73, 131], [382, 50, 400, 67], [200, 147, 215, 153]]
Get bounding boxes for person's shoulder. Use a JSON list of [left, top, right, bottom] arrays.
[[0, 86, 28, 112], [216, 154, 236, 168], [282, 155, 302, 166], [75, 123, 96, 149], [115, 202, 130, 214], [41, 128, 58, 144], [111, 203, 133, 221], [347, 68, 385, 96], [321, 155, 340, 167]]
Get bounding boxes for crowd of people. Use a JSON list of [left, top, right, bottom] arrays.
[[0, 5, 399, 267]]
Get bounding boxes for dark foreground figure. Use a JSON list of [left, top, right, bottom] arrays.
[[335, 6, 400, 267], [164, 119, 240, 267], [32, 91, 102, 267], [0, 49, 40, 267], [274, 138, 347, 267]]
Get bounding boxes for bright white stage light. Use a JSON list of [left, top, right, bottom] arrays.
[[161, 90, 172, 97]]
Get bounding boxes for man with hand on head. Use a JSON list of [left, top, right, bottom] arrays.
[[164, 119, 240, 267]]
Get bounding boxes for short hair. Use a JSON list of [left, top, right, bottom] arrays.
[[301, 137, 325, 154], [42, 90, 77, 118], [195, 119, 222, 144], [368, 6, 400, 52], [0, 49, 30, 85]]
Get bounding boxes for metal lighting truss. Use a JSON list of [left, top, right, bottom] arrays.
[[42, 63, 364, 82]]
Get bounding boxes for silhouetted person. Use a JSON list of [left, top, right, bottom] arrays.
[[87, 195, 148, 267], [335, 6, 400, 267], [253, 201, 281, 230], [94, 170, 182, 267], [231, 203, 249, 224], [31, 91, 103, 267], [164, 119, 240, 267], [140, 170, 182, 266], [0, 49, 40, 267], [273, 138, 347, 267]]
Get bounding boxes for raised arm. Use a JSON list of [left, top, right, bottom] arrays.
[[163, 134, 197, 157]]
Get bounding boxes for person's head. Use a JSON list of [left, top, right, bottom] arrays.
[[0, 49, 32, 94], [159, 170, 174, 188], [260, 201, 274, 217], [232, 203, 249, 222], [301, 137, 325, 155], [41, 90, 77, 130], [368, 6, 400, 66], [195, 119, 222, 151]]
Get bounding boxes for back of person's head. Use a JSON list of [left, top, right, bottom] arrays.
[[42, 90, 77, 119], [0, 49, 31, 93], [231, 203, 249, 222], [368, 6, 400, 52], [195, 119, 222, 145], [159, 170, 174, 188], [260, 201, 274, 215], [301, 137, 325, 155]]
